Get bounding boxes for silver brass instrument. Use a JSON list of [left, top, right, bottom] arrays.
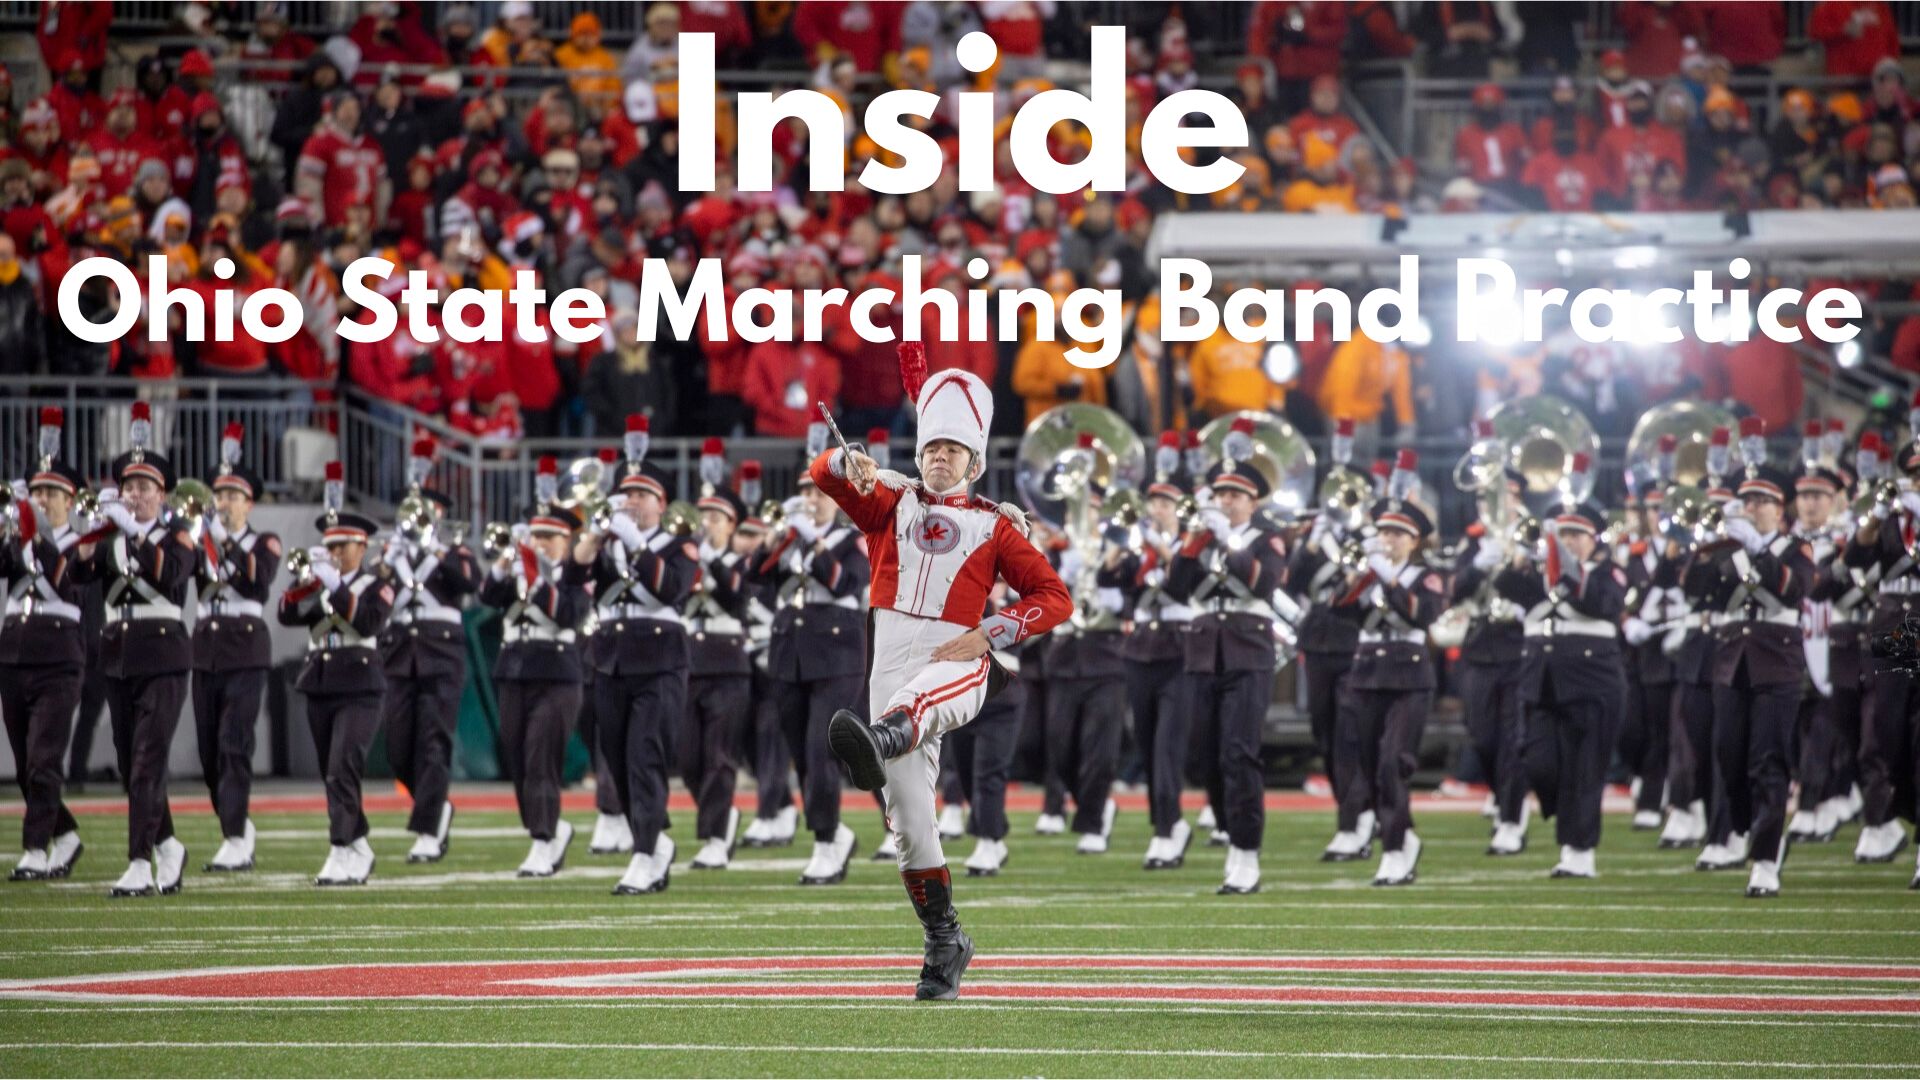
[[168, 477, 215, 542], [0, 486, 17, 541], [395, 493, 436, 544], [481, 521, 515, 561], [1854, 477, 1900, 522], [1192, 411, 1317, 518], [556, 456, 613, 534], [284, 546, 315, 585], [663, 500, 701, 538], [758, 498, 788, 536], [1624, 401, 1740, 549], [1016, 404, 1147, 631], [1478, 396, 1602, 513]]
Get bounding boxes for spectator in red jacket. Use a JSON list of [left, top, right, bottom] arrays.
[[1453, 84, 1529, 190], [1522, 130, 1608, 211], [1697, 1, 1786, 73], [743, 339, 843, 437], [1598, 83, 1686, 200], [37, 1, 111, 81], [1288, 76, 1360, 156], [1531, 75, 1598, 154], [1810, 1, 1901, 78], [1249, 2, 1347, 110], [297, 92, 390, 230], [793, 1, 904, 74], [88, 90, 167, 198], [1618, 1, 1707, 78], [45, 59, 104, 140], [1722, 334, 1804, 431]]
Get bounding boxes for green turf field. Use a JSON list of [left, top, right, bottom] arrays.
[[2, 787, 1918, 1077]]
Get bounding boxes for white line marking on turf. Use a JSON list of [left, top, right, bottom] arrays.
[[0, 1040, 1913, 1071]]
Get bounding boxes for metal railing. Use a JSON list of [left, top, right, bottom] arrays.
[[0, 376, 335, 495]]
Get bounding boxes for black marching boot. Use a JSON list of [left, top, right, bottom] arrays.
[[830, 709, 916, 792], [903, 865, 974, 1001]]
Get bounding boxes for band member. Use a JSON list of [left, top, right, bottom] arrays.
[[3, 409, 87, 882], [192, 423, 282, 872], [823, 353, 1071, 1001], [1119, 435, 1197, 869], [578, 449, 632, 858], [1790, 431, 1856, 844], [1336, 452, 1446, 887], [73, 403, 195, 898], [1495, 464, 1627, 880], [479, 458, 590, 878], [576, 416, 698, 896], [1619, 482, 1677, 834], [1042, 438, 1128, 856], [748, 427, 869, 886], [1295, 422, 1374, 861], [1660, 430, 1735, 852], [735, 465, 801, 849], [1843, 423, 1920, 876], [1451, 457, 1531, 855], [276, 464, 392, 886], [1165, 422, 1297, 896], [377, 438, 481, 864], [1686, 427, 1812, 898], [683, 448, 754, 871]]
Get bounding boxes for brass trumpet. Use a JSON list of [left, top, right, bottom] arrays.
[[285, 546, 314, 585], [481, 521, 516, 561], [663, 500, 700, 538], [395, 493, 436, 543], [1854, 478, 1900, 522], [758, 498, 788, 536]]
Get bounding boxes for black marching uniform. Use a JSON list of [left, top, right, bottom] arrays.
[[1621, 534, 1680, 825], [1495, 508, 1628, 866], [1165, 463, 1293, 861], [1841, 493, 1919, 856], [1118, 518, 1197, 851], [72, 457, 196, 881], [949, 592, 1026, 870], [376, 517, 482, 841], [191, 465, 281, 848], [1, 462, 89, 877], [277, 522, 394, 852], [1450, 527, 1529, 830], [480, 530, 591, 850], [1684, 479, 1812, 887], [1041, 533, 1130, 841], [1794, 498, 1857, 839], [1336, 503, 1447, 872], [587, 470, 700, 866], [748, 507, 869, 845], [1289, 522, 1366, 815], [683, 488, 754, 853]]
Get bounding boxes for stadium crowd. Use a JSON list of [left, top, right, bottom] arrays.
[[0, 0, 1916, 453]]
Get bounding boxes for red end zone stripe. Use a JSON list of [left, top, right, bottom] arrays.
[[11, 957, 1920, 1011]]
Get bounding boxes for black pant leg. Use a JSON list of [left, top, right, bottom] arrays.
[[497, 681, 533, 833], [1219, 669, 1270, 851], [689, 676, 746, 840], [3, 666, 79, 850], [1712, 679, 1755, 840], [1636, 681, 1673, 815], [1826, 668, 1864, 803], [1748, 680, 1799, 864], [213, 670, 263, 838], [381, 677, 420, 796], [408, 672, 464, 835], [314, 693, 380, 847], [1559, 692, 1614, 851], [1042, 677, 1080, 819], [1376, 689, 1432, 852], [939, 750, 967, 808], [67, 664, 107, 780], [751, 672, 793, 820], [1333, 680, 1377, 833], [577, 670, 624, 816], [192, 671, 220, 814], [1125, 663, 1162, 832], [1522, 687, 1562, 827], [1304, 654, 1347, 795], [799, 675, 855, 840], [1861, 669, 1912, 828], [1070, 678, 1125, 835], [622, 671, 683, 856], [966, 698, 1018, 841], [1187, 674, 1225, 824], [594, 675, 637, 839], [525, 681, 580, 840], [122, 673, 186, 862], [1464, 663, 1526, 823]]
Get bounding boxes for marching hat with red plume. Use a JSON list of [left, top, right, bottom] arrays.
[[111, 401, 175, 490], [28, 407, 83, 496], [209, 421, 264, 500], [315, 461, 378, 543], [1370, 449, 1432, 537]]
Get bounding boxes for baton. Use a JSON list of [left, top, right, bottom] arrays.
[[816, 402, 854, 456]]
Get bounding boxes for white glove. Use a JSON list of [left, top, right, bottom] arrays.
[[606, 492, 628, 513], [1471, 540, 1504, 571], [382, 533, 406, 566], [1199, 507, 1230, 537], [1363, 533, 1389, 557], [782, 495, 806, 517], [510, 522, 531, 545], [607, 514, 644, 549], [1366, 553, 1397, 580], [1724, 515, 1762, 554], [206, 512, 229, 544], [8, 479, 25, 500], [1872, 497, 1893, 521], [1623, 616, 1654, 645], [312, 558, 341, 591], [100, 497, 138, 535], [1901, 491, 1920, 520], [1308, 514, 1333, 546], [794, 514, 826, 544]]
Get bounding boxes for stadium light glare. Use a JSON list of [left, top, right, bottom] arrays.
[[1837, 340, 1864, 368], [1612, 246, 1659, 271], [1262, 342, 1300, 384]]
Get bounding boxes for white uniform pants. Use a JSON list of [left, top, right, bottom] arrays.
[[870, 608, 995, 871]]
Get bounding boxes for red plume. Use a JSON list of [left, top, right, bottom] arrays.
[[898, 341, 929, 402]]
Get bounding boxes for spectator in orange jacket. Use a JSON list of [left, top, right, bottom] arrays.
[[1317, 331, 1413, 437], [554, 13, 621, 111], [1188, 318, 1287, 419], [1013, 334, 1109, 425]]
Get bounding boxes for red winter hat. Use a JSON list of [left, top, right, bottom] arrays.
[[179, 49, 214, 78]]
